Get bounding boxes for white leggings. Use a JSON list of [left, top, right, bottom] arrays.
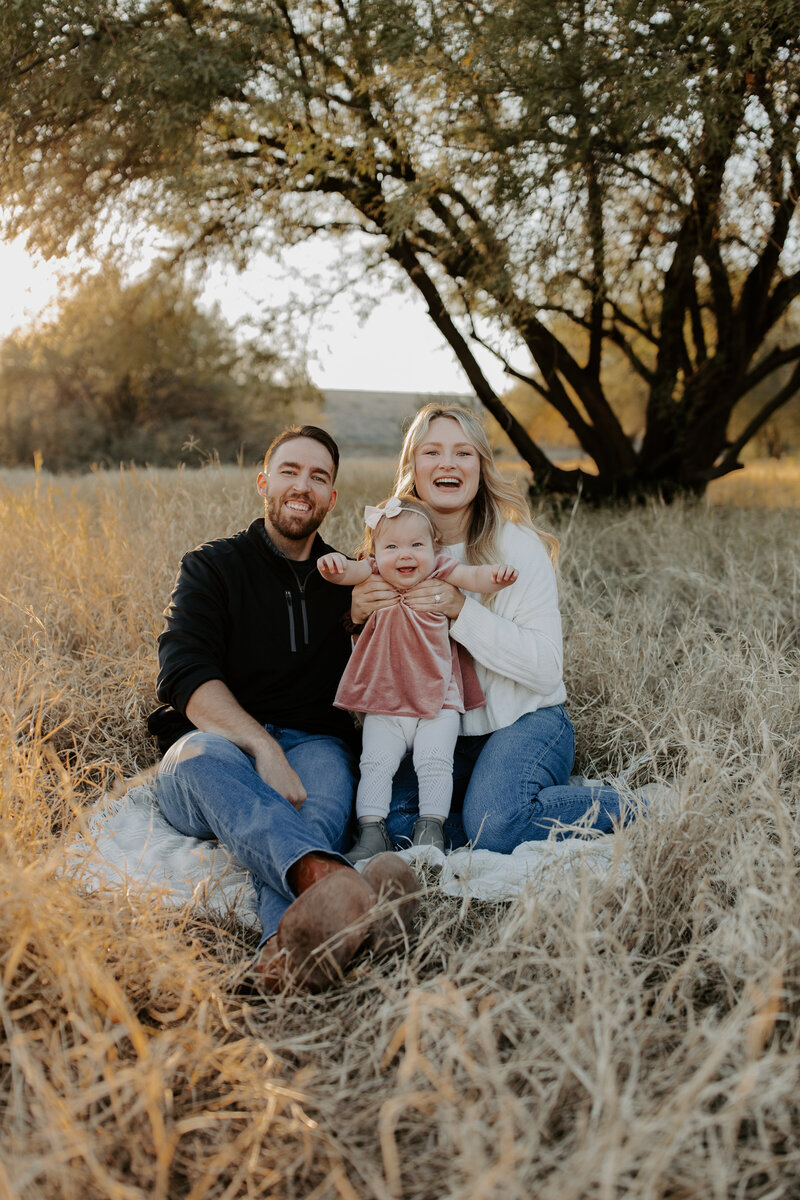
[[356, 709, 461, 822]]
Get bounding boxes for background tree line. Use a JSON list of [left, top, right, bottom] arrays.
[[1, 0, 799, 495], [0, 268, 320, 471]]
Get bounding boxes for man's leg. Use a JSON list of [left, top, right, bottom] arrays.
[[277, 728, 358, 851], [155, 729, 354, 943]]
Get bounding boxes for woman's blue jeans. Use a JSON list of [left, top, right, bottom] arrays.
[[386, 705, 627, 852], [155, 727, 357, 945]]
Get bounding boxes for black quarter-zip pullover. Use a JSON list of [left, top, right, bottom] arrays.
[[148, 518, 356, 754]]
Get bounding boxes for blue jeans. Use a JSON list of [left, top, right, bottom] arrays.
[[155, 727, 357, 945], [386, 705, 628, 852]]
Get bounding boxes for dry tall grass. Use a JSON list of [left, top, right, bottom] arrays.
[[1, 460, 799, 1199]]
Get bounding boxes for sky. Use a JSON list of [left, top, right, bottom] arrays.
[[0, 234, 509, 396]]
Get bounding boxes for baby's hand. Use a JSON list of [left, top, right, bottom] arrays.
[[492, 564, 518, 587], [317, 552, 348, 577]]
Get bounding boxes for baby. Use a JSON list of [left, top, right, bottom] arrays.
[[318, 496, 517, 859]]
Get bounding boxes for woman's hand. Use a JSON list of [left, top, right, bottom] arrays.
[[350, 575, 400, 624], [402, 578, 465, 619]]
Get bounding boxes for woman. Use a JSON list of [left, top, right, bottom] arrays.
[[350, 403, 630, 853]]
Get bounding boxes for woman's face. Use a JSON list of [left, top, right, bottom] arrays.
[[412, 417, 482, 521]]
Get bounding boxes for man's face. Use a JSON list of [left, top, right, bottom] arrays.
[[257, 436, 337, 547]]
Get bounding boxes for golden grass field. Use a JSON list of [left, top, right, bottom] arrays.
[[1, 456, 799, 1199]]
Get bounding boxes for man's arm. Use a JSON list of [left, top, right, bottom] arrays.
[[447, 563, 519, 594], [157, 545, 306, 807], [317, 552, 373, 586], [186, 679, 307, 809], [156, 548, 233, 716]]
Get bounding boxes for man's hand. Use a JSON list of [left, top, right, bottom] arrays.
[[350, 575, 401, 624], [317, 552, 349, 578], [253, 741, 307, 810], [185, 679, 307, 808], [492, 564, 519, 587]]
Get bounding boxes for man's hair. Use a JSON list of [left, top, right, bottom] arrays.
[[264, 425, 340, 480]]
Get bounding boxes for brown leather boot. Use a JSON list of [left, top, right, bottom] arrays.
[[251, 935, 289, 992], [361, 853, 421, 956], [252, 852, 351, 990], [288, 851, 351, 895], [274, 868, 375, 990]]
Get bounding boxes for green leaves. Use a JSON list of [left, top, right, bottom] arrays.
[[0, 264, 317, 468], [1, 0, 798, 494]]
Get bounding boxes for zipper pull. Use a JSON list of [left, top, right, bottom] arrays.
[[285, 589, 297, 653]]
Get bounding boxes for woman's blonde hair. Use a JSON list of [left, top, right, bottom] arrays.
[[394, 404, 558, 565], [359, 496, 441, 559]]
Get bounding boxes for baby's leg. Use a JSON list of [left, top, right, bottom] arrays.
[[412, 709, 460, 822], [356, 714, 416, 819]]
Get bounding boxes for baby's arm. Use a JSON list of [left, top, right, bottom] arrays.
[[317, 553, 373, 587], [446, 562, 519, 594]]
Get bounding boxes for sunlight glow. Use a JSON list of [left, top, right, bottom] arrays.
[[0, 237, 65, 336], [0, 235, 505, 394]]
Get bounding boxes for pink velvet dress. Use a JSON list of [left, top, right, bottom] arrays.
[[334, 555, 485, 720]]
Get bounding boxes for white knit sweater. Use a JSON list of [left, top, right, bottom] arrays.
[[447, 521, 567, 735]]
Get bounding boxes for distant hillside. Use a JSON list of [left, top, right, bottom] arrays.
[[321, 389, 591, 469], [322, 389, 475, 454]]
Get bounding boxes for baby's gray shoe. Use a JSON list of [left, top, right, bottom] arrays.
[[411, 817, 445, 852], [346, 818, 392, 863]]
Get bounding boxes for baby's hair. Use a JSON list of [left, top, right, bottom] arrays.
[[360, 497, 441, 558]]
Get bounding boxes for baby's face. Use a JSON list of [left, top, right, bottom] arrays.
[[373, 511, 436, 591]]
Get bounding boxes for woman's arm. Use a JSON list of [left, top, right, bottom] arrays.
[[317, 553, 373, 586], [448, 543, 563, 694]]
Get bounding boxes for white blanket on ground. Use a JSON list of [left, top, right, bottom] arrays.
[[66, 772, 655, 926]]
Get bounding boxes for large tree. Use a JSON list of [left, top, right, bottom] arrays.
[[0, 266, 318, 469], [2, 0, 799, 496]]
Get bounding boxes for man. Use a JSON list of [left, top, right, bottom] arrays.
[[149, 425, 417, 990]]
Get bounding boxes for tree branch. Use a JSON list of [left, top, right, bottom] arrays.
[[388, 234, 584, 488], [687, 271, 707, 366], [603, 296, 658, 347], [460, 304, 550, 400], [737, 171, 800, 350], [734, 342, 800, 400], [711, 358, 800, 476], [604, 323, 656, 385], [584, 149, 606, 381], [765, 267, 800, 336]]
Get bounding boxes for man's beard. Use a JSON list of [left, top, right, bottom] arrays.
[[267, 494, 327, 541]]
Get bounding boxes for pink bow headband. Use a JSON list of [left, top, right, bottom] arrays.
[[363, 496, 437, 536], [364, 496, 405, 528]]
